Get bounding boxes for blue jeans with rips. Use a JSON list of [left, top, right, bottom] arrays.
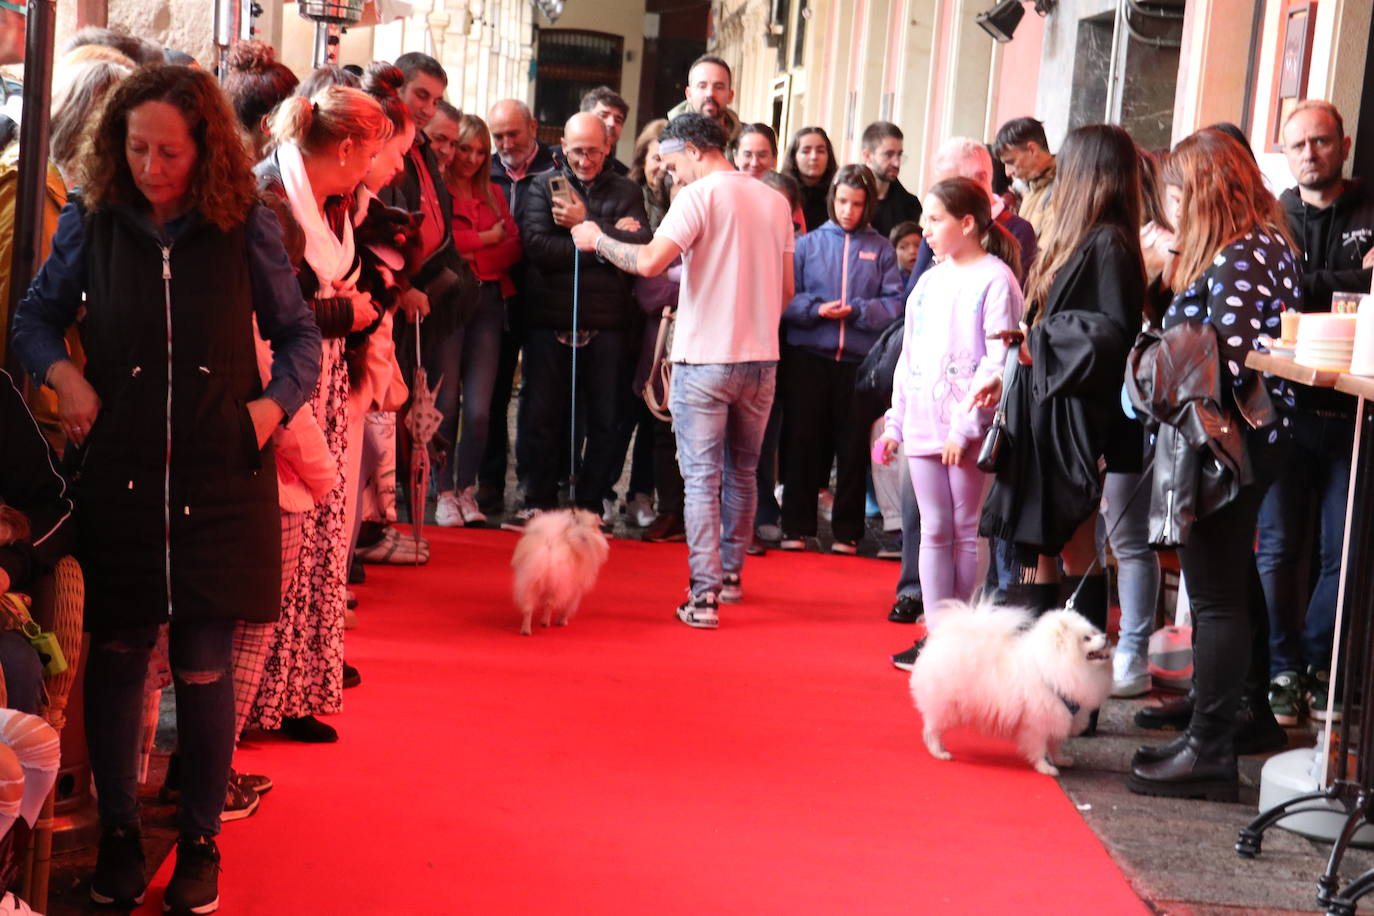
[[670, 362, 777, 597], [86, 620, 237, 837]]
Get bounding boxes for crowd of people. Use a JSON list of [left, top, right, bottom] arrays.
[[0, 24, 1368, 914]]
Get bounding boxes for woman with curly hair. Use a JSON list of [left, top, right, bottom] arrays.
[[248, 84, 391, 745], [10, 64, 321, 913]]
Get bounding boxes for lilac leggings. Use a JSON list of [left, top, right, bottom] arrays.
[[908, 454, 988, 624]]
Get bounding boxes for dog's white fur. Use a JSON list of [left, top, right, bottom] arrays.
[[910, 600, 1113, 775], [511, 508, 610, 635]]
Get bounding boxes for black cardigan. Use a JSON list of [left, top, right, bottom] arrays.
[[979, 224, 1145, 561]]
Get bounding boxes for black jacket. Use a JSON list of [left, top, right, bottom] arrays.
[[979, 224, 1144, 559], [518, 162, 651, 331], [798, 182, 829, 234], [1126, 322, 1280, 548], [77, 207, 284, 628], [872, 178, 923, 239], [1281, 181, 1374, 418], [378, 134, 475, 335], [491, 141, 560, 219], [1280, 181, 1374, 312]]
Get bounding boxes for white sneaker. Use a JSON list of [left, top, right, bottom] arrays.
[[1111, 651, 1152, 698], [628, 493, 656, 528], [675, 591, 719, 629], [435, 492, 464, 527], [456, 486, 487, 525]]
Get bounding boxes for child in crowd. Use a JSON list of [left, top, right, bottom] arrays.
[[889, 220, 922, 285], [780, 164, 904, 554], [875, 177, 1024, 617]]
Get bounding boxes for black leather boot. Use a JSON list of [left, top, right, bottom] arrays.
[[1134, 689, 1195, 730], [1132, 732, 1190, 767], [1127, 732, 1238, 802], [1234, 693, 1288, 755]]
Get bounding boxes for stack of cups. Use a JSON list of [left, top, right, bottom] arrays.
[[1352, 294, 1374, 377]]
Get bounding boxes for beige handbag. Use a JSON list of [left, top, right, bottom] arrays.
[[643, 306, 675, 422]]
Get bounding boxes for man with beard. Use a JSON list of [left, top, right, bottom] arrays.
[[860, 121, 922, 237], [1258, 101, 1374, 728], [666, 55, 741, 145]]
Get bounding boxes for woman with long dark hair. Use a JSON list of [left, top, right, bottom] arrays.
[[782, 126, 837, 232], [976, 124, 1147, 645], [1127, 129, 1296, 800], [10, 65, 320, 912]]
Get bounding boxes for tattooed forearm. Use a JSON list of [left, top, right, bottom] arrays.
[[595, 235, 644, 275]]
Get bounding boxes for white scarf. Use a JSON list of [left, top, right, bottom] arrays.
[[276, 141, 358, 296]]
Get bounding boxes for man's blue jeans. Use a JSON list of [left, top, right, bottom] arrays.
[[670, 362, 777, 597], [1256, 411, 1354, 675]]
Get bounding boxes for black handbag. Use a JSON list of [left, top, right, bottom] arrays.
[[854, 316, 904, 403], [976, 344, 1020, 473]]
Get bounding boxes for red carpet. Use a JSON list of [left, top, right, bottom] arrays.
[[135, 528, 1146, 915]]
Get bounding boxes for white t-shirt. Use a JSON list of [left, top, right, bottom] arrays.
[[655, 169, 794, 364]]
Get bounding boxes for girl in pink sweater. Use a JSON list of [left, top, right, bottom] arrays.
[[875, 178, 1024, 617]]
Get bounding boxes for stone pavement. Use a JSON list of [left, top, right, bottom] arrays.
[[1061, 699, 1374, 916]]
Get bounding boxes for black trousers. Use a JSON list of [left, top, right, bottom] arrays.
[[779, 346, 868, 543], [478, 325, 525, 493], [1180, 486, 1272, 741], [521, 329, 626, 511]]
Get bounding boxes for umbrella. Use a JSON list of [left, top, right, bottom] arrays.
[[403, 317, 444, 559]]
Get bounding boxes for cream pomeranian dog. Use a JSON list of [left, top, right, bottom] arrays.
[[511, 508, 610, 635], [910, 600, 1113, 775]]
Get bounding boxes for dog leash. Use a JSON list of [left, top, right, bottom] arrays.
[[568, 247, 581, 506], [1063, 458, 1155, 613]]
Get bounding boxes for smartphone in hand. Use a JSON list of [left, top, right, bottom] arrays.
[[549, 175, 574, 208]]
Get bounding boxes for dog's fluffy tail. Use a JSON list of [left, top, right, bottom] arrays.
[[510, 510, 609, 619]]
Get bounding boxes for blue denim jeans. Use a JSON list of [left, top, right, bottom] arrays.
[[1256, 411, 1354, 674], [670, 361, 777, 596], [86, 620, 237, 837], [431, 284, 506, 491], [1103, 470, 1160, 659]]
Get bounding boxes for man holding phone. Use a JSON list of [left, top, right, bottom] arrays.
[[508, 112, 650, 530]]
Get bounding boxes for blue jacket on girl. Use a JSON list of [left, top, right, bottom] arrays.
[[783, 220, 905, 363]]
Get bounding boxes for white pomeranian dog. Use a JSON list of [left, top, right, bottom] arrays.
[[910, 600, 1113, 775], [510, 508, 610, 636]]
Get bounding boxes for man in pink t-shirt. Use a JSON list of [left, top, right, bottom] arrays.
[[572, 114, 794, 629]]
